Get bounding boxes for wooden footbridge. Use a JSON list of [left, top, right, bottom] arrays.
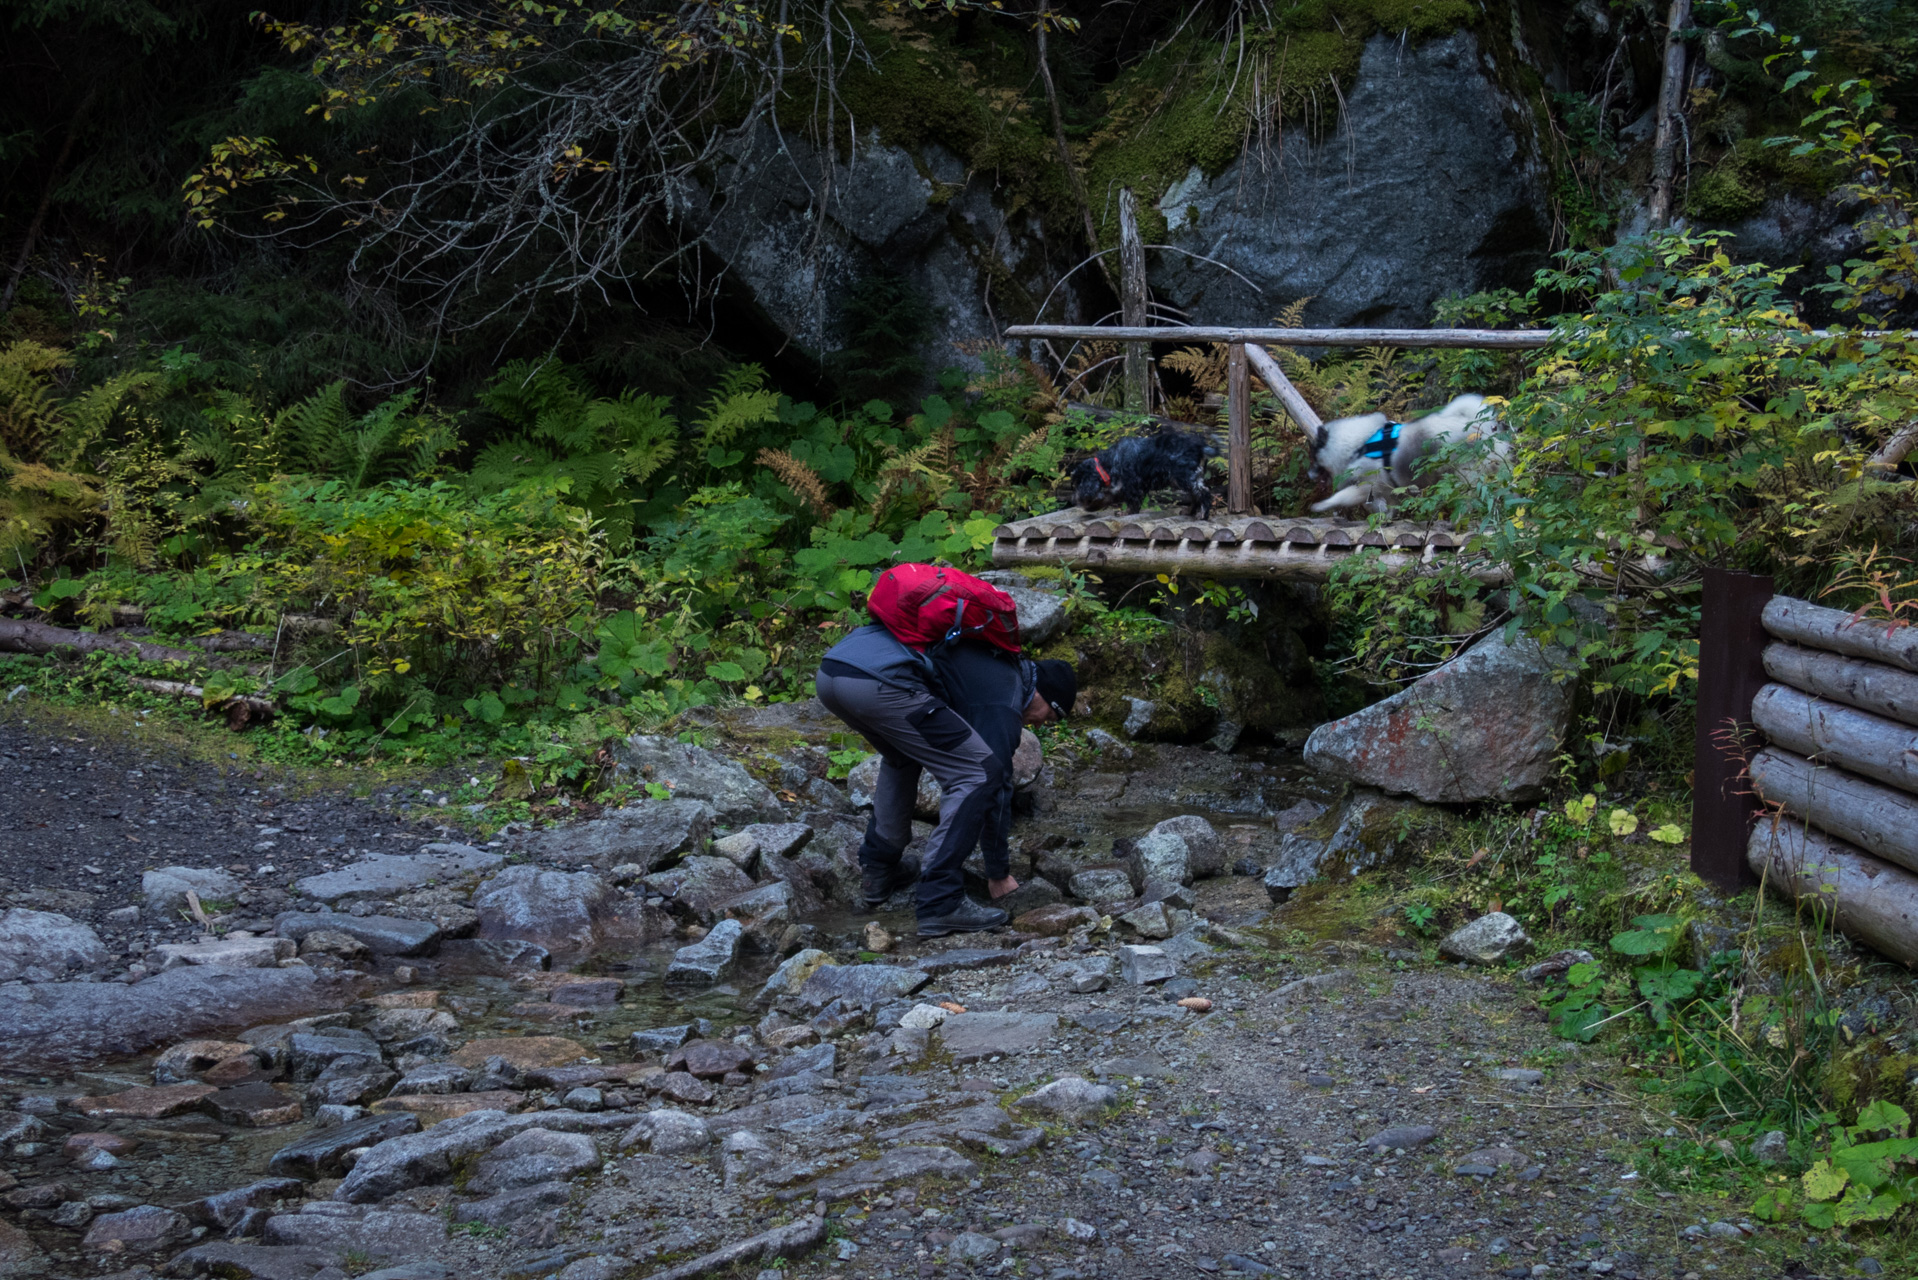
[[994, 321, 1555, 581]]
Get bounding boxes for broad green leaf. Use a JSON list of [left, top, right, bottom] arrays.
[[1853, 1099, 1911, 1139], [705, 661, 747, 682], [1565, 961, 1602, 987], [1607, 808, 1638, 836], [1649, 824, 1687, 844], [1802, 1159, 1848, 1202]]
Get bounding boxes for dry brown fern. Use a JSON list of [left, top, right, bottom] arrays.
[[755, 448, 835, 517]]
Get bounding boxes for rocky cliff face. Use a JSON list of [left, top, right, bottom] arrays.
[[702, 29, 1549, 367]]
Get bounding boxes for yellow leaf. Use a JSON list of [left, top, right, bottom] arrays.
[[1608, 808, 1639, 836]]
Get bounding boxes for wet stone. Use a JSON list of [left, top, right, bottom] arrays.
[[549, 978, 623, 1006], [262, 1209, 447, 1260], [72, 1082, 217, 1119], [369, 1090, 526, 1124], [336, 1109, 525, 1203], [168, 1241, 344, 1279], [622, 1109, 711, 1155], [389, 1061, 472, 1095], [188, 1178, 307, 1232], [291, 844, 502, 904], [756, 949, 835, 1004], [303, 1058, 395, 1108], [798, 962, 930, 1010], [630, 1024, 698, 1054], [287, 1029, 382, 1080], [449, 1035, 585, 1070], [767, 1042, 836, 1080], [267, 1112, 422, 1179], [666, 918, 744, 983], [275, 911, 443, 956], [202, 1082, 304, 1127], [82, 1204, 192, 1252]]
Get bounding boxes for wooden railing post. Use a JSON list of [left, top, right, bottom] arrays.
[[1118, 188, 1150, 413], [1227, 342, 1251, 515], [1692, 566, 1774, 890]]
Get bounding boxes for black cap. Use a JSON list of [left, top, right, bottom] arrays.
[[1034, 659, 1078, 721]]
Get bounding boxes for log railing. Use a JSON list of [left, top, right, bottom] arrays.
[[1710, 586, 1918, 968]]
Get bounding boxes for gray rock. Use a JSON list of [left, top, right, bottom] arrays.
[[151, 934, 295, 969], [1439, 912, 1531, 965], [621, 1109, 711, 1155], [360, 1266, 454, 1280], [846, 756, 942, 818], [911, 948, 1017, 976], [1304, 624, 1575, 804], [0, 965, 353, 1070], [336, 1109, 524, 1202], [1083, 728, 1132, 760], [630, 1024, 699, 1053], [812, 1144, 978, 1199], [291, 844, 502, 904], [287, 1029, 382, 1080], [1261, 791, 1440, 901], [473, 864, 654, 959], [721, 881, 795, 953], [991, 877, 1062, 916], [1515, 948, 1597, 983], [524, 799, 719, 871], [1117, 901, 1175, 939], [304, 1057, 396, 1107], [1122, 697, 1160, 739], [1013, 1076, 1115, 1122], [1751, 1130, 1788, 1164], [1124, 816, 1222, 889], [798, 963, 929, 1010], [187, 1178, 307, 1232], [268, 1113, 422, 1179], [666, 918, 744, 983], [949, 1231, 1001, 1262], [1119, 945, 1178, 986], [938, 1012, 1058, 1062], [718, 822, 814, 867], [0, 909, 108, 982], [1156, 928, 1216, 966], [1152, 32, 1547, 334], [1362, 1124, 1438, 1150], [451, 1181, 572, 1227], [390, 1062, 473, 1095], [643, 856, 757, 922], [756, 949, 835, 1004], [767, 1043, 836, 1080], [141, 866, 243, 919], [1069, 867, 1135, 905], [720, 1129, 778, 1186], [166, 1241, 343, 1279], [1489, 1067, 1543, 1086], [465, 1127, 598, 1193], [262, 1209, 446, 1260], [1003, 585, 1067, 646], [613, 735, 780, 819], [81, 1204, 192, 1252], [274, 911, 443, 957]]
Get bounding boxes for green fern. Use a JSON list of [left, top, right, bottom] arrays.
[[696, 364, 780, 448]]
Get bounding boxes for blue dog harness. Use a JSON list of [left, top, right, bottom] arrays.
[[1358, 421, 1403, 467]]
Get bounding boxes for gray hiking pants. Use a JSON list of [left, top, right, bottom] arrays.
[[814, 669, 1007, 917]]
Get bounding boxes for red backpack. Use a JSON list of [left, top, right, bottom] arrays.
[[867, 564, 1023, 655]]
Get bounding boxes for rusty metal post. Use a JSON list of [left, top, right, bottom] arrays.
[[1692, 566, 1774, 890], [1227, 342, 1251, 515]]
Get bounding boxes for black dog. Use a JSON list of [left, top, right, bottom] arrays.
[[1069, 429, 1215, 519]]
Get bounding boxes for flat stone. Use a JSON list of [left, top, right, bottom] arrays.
[[938, 1012, 1058, 1062], [267, 1112, 423, 1179], [798, 963, 929, 1010], [367, 1006, 458, 1043], [525, 799, 720, 870], [717, 822, 814, 868], [630, 1024, 698, 1054], [720, 881, 795, 951], [466, 1127, 598, 1193], [666, 918, 744, 983], [1361, 1124, 1438, 1150], [287, 1030, 381, 1079], [187, 1177, 307, 1231], [1094, 1054, 1172, 1079], [274, 912, 444, 957], [82, 1204, 191, 1252], [1439, 912, 1531, 964], [142, 866, 242, 919], [621, 1110, 712, 1155], [473, 865, 615, 957], [369, 1091, 525, 1124], [766, 1043, 836, 1081], [202, 1083, 303, 1127], [152, 935, 296, 969], [433, 938, 552, 974], [549, 978, 623, 1007], [1068, 867, 1134, 905], [0, 909, 108, 983], [450, 1181, 573, 1227], [335, 1109, 525, 1202], [152, 1038, 255, 1083], [1261, 792, 1440, 901], [1118, 901, 1175, 939], [167, 1241, 341, 1280], [1013, 904, 1099, 936], [65, 1131, 140, 1158], [1457, 1145, 1530, 1170], [450, 1036, 585, 1070], [668, 1039, 756, 1079], [72, 1083, 219, 1119], [613, 735, 781, 819], [0, 1219, 45, 1278], [643, 855, 758, 922], [812, 1145, 977, 1199], [262, 1209, 447, 1259], [1157, 928, 1216, 966], [756, 949, 835, 1004], [292, 844, 502, 903], [1013, 1076, 1115, 1122], [1119, 944, 1178, 985], [1490, 1067, 1544, 1085], [652, 1071, 715, 1105], [912, 948, 1016, 976]]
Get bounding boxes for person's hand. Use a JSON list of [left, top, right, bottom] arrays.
[[988, 875, 1019, 900]]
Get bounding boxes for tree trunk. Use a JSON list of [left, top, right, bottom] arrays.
[[1243, 343, 1325, 433], [127, 676, 277, 730], [1762, 596, 1918, 674], [1764, 642, 1918, 729], [1866, 419, 1918, 472], [1118, 187, 1150, 412], [1646, 0, 1692, 228], [1753, 683, 1918, 796], [1748, 747, 1918, 874], [0, 618, 244, 668], [1749, 815, 1918, 969]]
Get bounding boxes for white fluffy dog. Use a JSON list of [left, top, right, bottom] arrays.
[[1306, 393, 1505, 514]]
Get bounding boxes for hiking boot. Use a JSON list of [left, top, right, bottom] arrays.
[[861, 854, 921, 910], [916, 896, 1008, 938]]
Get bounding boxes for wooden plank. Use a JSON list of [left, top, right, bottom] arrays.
[[992, 535, 1513, 583], [1763, 596, 1918, 674], [1692, 566, 1774, 889], [1749, 748, 1918, 875], [1763, 642, 1918, 729], [1227, 343, 1251, 514], [1749, 816, 1918, 969], [1005, 325, 1558, 348], [1752, 682, 1918, 797], [1242, 342, 1324, 433]]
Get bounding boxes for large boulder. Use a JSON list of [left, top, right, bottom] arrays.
[[1003, 584, 1068, 646], [612, 735, 780, 819], [0, 909, 107, 982], [521, 799, 718, 870], [1262, 792, 1447, 902], [0, 967, 354, 1070], [1303, 626, 1576, 804], [1152, 31, 1548, 332], [292, 844, 502, 904], [472, 865, 667, 959]]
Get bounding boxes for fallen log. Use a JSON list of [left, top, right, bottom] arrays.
[[1748, 815, 1918, 969], [1762, 596, 1918, 674], [1764, 642, 1918, 729], [1748, 747, 1918, 874], [0, 618, 227, 667], [126, 676, 277, 730], [1752, 682, 1918, 796], [638, 1215, 826, 1280]]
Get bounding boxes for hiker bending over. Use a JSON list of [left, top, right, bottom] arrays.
[[813, 566, 1077, 937]]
